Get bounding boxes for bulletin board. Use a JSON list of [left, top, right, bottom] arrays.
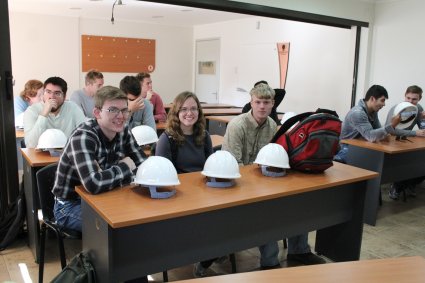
[[81, 35, 156, 73]]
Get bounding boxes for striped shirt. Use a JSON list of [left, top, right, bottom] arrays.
[[52, 119, 145, 199], [222, 112, 277, 165]]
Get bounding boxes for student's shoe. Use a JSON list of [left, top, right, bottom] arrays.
[[405, 186, 417, 197], [388, 184, 400, 200], [193, 263, 223, 278], [260, 263, 281, 270], [287, 252, 326, 265]]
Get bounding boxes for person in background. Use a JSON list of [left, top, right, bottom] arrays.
[[119, 75, 156, 130], [242, 80, 285, 124], [334, 84, 400, 164], [222, 83, 325, 270], [69, 69, 104, 118], [136, 72, 167, 122], [156, 91, 218, 277], [385, 85, 425, 199], [24, 76, 86, 148], [14, 79, 43, 119]]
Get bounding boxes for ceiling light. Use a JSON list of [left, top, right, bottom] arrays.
[[111, 0, 124, 24]]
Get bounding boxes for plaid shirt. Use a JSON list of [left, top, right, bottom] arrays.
[[52, 119, 145, 199]]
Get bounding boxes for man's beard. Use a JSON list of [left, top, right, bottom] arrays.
[[51, 102, 63, 113]]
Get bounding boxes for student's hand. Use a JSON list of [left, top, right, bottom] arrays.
[[416, 129, 425, 137], [41, 98, 58, 116], [146, 90, 153, 101], [128, 97, 145, 113], [120, 157, 136, 171], [390, 114, 401, 128]]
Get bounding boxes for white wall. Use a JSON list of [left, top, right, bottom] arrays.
[[9, 12, 193, 104], [370, 0, 425, 122], [194, 17, 356, 118]]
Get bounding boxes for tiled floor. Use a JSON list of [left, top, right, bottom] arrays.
[[1, 183, 425, 282]]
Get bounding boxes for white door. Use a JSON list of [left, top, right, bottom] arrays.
[[195, 39, 220, 103]]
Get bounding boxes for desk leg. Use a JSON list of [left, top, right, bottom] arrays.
[[346, 146, 384, 226], [22, 160, 40, 262]]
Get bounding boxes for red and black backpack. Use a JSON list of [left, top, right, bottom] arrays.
[[270, 109, 341, 173]]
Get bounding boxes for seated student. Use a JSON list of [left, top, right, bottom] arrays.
[[24, 77, 86, 148], [242, 80, 285, 124], [156, 91, 218, 277], [52, 86, 145, 232], [14, 79, 44, 119], [69, 69, 104, 118], [119, 75, 156, 130], [384, 85, 425, 199], [223, 83, 325, 270], [136, 72, 167, 122], [334, 85, 400, 163]]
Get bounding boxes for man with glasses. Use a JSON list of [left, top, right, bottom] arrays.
[[52, 86, 146, 234], [70, 69, 104, 118], [222, 83, 325, 270], [24, 76, 86, 148], [120, 75, 156, 130]]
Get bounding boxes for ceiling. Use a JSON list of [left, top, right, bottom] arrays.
[[8, 0, 252, 27]]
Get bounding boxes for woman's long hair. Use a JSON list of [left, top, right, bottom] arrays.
[[166, 91, 206, 146]]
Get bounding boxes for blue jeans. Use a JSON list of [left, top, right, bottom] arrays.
[[288, 233, 311, 254], [258, 241, 279, 267], [53, 198, 82, 232], [333, 144, 349, 164]]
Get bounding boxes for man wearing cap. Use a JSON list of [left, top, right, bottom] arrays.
[[384, 85, 425, 199], [222, 83, 325, 269], [334, 84, 400, 163], [24, 76, 86, 148]]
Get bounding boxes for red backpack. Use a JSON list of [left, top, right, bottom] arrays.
[[270, 109, 341, 173]]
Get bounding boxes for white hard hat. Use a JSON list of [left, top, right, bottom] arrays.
[[254, 143, 290, 169], [15, 113, 24, 129], [393, 102, 418, 129], [134, 156, 180, 187], [36, 129, 67, 149], [131, 125, 158, 146], [201, 150, 241, 179]]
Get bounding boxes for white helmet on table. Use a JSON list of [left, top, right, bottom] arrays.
[[201, 150, 241, 188], [393, 102, 418, 130], [36, 129, 67, 150], [254, 143, 290, 177], [134, 156, 179, 198], [131, 125, 158, 146]]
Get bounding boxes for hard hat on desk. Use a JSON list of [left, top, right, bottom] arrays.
[[393, 102, 418, 129]]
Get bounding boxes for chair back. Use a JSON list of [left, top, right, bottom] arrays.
[[36, 163, 58, 222]]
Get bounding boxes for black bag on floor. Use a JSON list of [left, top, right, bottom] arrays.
[[51, 252, 97, 283]]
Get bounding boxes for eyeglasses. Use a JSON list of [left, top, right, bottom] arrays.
[[179, 107, 199, 114], [44, 89, 64, 97], [101, 107, 131, 117]]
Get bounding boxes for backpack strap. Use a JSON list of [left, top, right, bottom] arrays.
[[271, 112, 313, 143]]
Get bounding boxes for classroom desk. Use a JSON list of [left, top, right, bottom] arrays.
[[341, 136, 425, 226], [20, 148, 59, 262], [77, 162, 377, 282], [174, 256, 425, 283], [203, 108, 242, 116], [16, 129, 24, 138]]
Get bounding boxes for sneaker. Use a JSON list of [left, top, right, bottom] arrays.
[[260, 263, 281, 270], [287, 252, 326, 265], [405, 186, 417, 197], [388, 184, 400, 200], [193, 263, 221, 278]]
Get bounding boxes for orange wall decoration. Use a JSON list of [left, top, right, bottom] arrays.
[[81, 35, 156, 73], [277, 42, 290, 89]]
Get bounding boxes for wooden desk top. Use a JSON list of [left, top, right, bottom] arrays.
[[76, 162, 377, 228], [341, 136, 425, 154], [174, 256, 425, 283], [165, 103, 236, 110], [16, 129, 24, 138], [210, 134, 224, 147], [20, 148, 59, 167], [203, 108, 242, 116], [156, 121, 166, 130]]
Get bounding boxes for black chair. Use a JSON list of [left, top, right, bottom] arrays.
[[36, 163, 81, 283]]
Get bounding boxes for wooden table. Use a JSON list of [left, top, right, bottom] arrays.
[[174, 256, 425, 283], [341, 136, 425, 225], [77, 162, 377, 282], [16, 129, 24, 138], [203, 108, 242, 116], [20, 148, 59, 261]]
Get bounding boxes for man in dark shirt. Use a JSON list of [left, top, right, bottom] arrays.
[[52, 86, 145, 232]]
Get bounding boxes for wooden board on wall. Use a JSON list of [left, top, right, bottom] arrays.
[[81, 35, 155, 73]]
